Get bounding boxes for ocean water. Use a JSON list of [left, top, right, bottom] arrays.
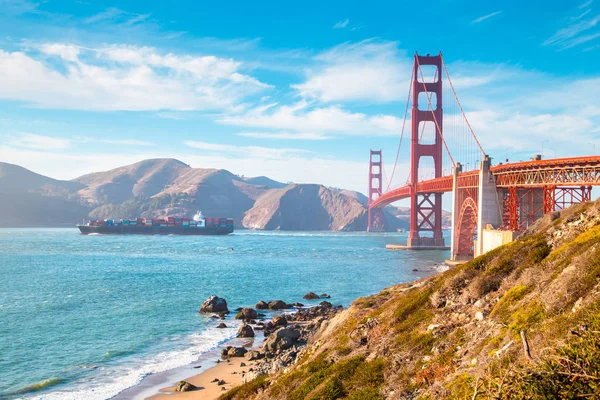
[[0, 228, 450, 399]]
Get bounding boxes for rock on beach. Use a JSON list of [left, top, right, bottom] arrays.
[[199, 296, 229, 313]]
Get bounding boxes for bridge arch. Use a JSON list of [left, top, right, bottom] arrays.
[[454, 197, 478, 259]]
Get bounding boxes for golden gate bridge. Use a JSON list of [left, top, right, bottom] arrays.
[[367, 52, 600, 262]]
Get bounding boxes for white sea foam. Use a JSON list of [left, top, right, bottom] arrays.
[[30, 324, 239, 400]]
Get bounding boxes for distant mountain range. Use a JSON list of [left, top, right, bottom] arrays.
[[0, 158, 448, 231]]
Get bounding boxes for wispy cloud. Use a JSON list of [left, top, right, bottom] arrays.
[[333, 19, 349, 29], [124, 13, 150, 26], [84, 7, 123, 24], [0, 0, 39, 15], [545, 2, 600, 50], [78, 137, 155, 146], [471, 11, 502, 24], [237, 132, 330, 140], [9, 133, 70, 150], [184, 141, 310, 160]]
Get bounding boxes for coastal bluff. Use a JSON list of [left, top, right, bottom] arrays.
[[219, 198, 600, 399]]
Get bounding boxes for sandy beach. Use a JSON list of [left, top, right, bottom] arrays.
[[147, 356, 259, 400]]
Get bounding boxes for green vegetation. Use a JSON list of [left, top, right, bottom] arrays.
[[491, 284, 532, 321], [507, 300, 546, 335], [269, 355, 385, 400], [491, 302, 600, 399], [218, 376, 268, 400]]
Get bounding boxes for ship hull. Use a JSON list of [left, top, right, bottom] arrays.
[[77, 225, 233, 235]]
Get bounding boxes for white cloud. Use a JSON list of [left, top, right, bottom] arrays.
[[471, 11, 502, 24], [333, 19, 349, 29], [0, 44, 270, 111], [291, 40, 411, 103], [237, 132, 330, 140], [184, 141, 310, 160], [218, 101, 403, 137], [79, 137, 155, 146], [8, 132, 71, 150]]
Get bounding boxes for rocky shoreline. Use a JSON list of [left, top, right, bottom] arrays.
[[159, 293, 343, 398]]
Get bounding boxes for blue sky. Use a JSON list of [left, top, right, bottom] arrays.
[[0, 0, 599, 194]]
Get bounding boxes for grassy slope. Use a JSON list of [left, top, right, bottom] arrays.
[[221, 198, 600, 399]]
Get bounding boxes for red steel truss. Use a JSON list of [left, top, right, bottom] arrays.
[[500, 186, 593, 231], [492, 156, 600, 187]]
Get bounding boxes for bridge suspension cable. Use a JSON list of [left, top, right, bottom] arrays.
[[441, 54, 485, 157], [384, 65, 414, 192]]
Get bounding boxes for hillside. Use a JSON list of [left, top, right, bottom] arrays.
[[221, 199, 600, 399], [243, 184, 368, 231], [0, 158, 410, 231], [0, 162, 90, 226], [244, 176, 287, 189]]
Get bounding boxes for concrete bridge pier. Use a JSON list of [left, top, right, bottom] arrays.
[[475, 155, 504, 257], [450, 155, 509, 262]]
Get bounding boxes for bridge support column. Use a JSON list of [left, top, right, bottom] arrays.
[[367, 150, 385, 232], [475, 155, 503, 257]]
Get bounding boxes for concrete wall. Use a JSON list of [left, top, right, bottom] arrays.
[[475, 224, 517, 257]]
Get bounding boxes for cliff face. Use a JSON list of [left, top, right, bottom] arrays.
[[223, 199, 600, 399], [242, 184, 367, 231]]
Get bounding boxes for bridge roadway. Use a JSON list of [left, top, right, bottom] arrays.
[[370, 155, 600, 209]]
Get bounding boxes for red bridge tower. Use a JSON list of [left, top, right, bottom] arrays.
[[408, 53, 445, 247], [368, 150, 384, 232]]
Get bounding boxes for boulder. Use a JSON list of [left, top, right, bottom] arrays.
[[268, 300, 292, 310], [245, 350, 264, 361], [292, 302, 304, 307], [216, 323, 228, 329], [176, 381, 197, 392], [272, 315, 288, 327], [236, 308, 258, 320], [263, 328, 301, 352], [200, 296, 229, 313], [319, 301, 333, 308], [255, 300, 269, 310], [264, 315, 288, 335], [320, 293, 331, 299], [227, 346, 248, 357], [303, 292, 320, 300], [237, 324, 255, 338]]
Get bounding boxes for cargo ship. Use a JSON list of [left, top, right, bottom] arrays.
[[77, 211, 234, 235]]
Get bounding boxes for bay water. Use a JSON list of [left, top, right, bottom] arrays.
[[0, 228, 450, 399]]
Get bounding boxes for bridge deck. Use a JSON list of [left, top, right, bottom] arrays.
[[370, 155, 600, 209]]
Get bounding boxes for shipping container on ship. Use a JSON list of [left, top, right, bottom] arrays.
[[77, 211, 233, 235]]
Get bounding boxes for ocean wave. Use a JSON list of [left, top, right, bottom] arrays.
[[26, 323, 240, 400], [13, 378, 65, 395]]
